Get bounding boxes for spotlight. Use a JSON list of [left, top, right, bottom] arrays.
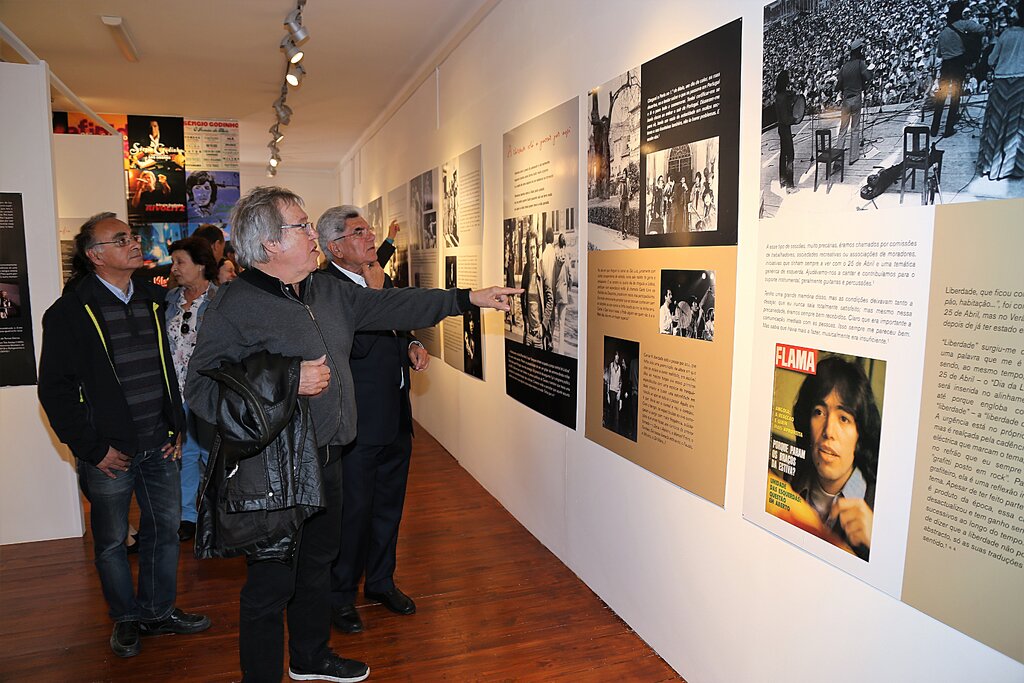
[[274, 100, 293, 125], [280, 36, 304, 64], [269, 124, 284, 143], [270, 152, 281, 167], [286, 63, 306, 87], [284, 9, 309, 44], [267, 141, 280, 152], [266, 164, 277, 177]]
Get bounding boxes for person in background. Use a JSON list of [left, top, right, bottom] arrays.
[[37, 213, 210, 659], [316, 206, 426, 636], [165, 237, 219, 542], [192, 223, 226, 263], [977, 0, 1024, 179], [836, 38, 873, 163], [774, 69, 798, 192], [217, 258, 238, 285]]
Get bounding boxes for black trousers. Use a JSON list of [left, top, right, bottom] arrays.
[[330, 431, 413, 605], [238, 456, 343, 683], [778, 124, 795, 188], [931, 55, 966, 137]]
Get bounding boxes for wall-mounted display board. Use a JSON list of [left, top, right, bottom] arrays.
[[759, 0, 1024, 219], [502, 98, 580, 429], [441, 145, 485, 379], [0, 193, 37, 386], [583, 20, 742, 505], [408, 167, 442, 357], [741, 198, 1024, 664]]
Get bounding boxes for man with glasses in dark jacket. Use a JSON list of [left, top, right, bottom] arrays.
[[37, 213, 211, 659]]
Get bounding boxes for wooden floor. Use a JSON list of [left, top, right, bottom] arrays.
[[0, 424, 681, 682]]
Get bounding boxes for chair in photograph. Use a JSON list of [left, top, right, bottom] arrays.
[[900, 125, 931, 205], [813, 128, 845, 192]]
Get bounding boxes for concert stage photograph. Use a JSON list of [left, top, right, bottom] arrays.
[[760, 0, 1024, 219]]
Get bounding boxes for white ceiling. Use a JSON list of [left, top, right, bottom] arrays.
[[0, 0, 493, 171]]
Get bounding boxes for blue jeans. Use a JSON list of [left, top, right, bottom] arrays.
[[180, 402, 209, 524], [77, 446, 181, 623]]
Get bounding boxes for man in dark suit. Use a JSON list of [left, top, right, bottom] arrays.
[[316, 206, 426, 634]]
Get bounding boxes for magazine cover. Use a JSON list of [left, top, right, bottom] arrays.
[[767, 344, 886, 561]]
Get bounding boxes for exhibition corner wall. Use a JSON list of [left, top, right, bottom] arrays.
[[0, 62, 84, 544], [346, 0, 1024, 681]]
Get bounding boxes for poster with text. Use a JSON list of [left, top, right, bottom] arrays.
[[503, 98, 579, 429], [408, 168, 441, 357], [741, 209, 934, 596], [385, 184, 411, 289], [639, 19, 741, 248], [442, 146, 485, 378], [901, 201, 1024, 664], [584, 249, 735, 505], [0, 193, 38, 386], [126, 115, 186, 224], [766, 345, 886, 562], [184, 118, 240, 237], [53, 112, 129, 166]]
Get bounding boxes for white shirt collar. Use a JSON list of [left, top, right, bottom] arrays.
[[331, 261, 366, 287]]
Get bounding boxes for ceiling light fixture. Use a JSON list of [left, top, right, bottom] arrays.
[[269, 124, 284, 143], [284, 6, 310, 45], [286, 63, 306, 87], [266, 164, 277, 177], [100, 15, 140, 63], [280, 36, 304, 64]]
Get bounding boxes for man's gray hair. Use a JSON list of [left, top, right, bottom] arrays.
[[229, 186, 304, 267], [316, 204, 362, 257]]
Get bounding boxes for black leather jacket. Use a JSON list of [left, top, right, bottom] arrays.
[[194, 351, 324, 562]]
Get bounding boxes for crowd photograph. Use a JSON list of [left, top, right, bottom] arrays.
[[761, 0, 1024, 216]]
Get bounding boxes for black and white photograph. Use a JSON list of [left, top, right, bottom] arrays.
[[365, 196, 383, 236], [587, 68, 641, 251], [645, 136, 720, 235], [639, 20, 741, 248], [0, 284, 22, 320], [503, 210, 579, 358], [442, 161, 459, 248], [760, 0, 1024, 219], [602, 335, 640, 442], [463, 308, 483, 380], [445, 255, 457, 289], [658, 269, 716, 341]]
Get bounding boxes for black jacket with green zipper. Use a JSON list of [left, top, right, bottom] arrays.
[[37, 273, 185, 465]]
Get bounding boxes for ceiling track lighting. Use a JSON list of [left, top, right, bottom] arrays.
[[268, 0, 311, 173]]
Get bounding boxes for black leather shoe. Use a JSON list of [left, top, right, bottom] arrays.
[[140, 608, 211, 636], [365, 587, 416, 615], [110, 620, 140, 658], [332, 604, 363, 633], [178, 521, 196, 542], [289, 652, 369, 682]]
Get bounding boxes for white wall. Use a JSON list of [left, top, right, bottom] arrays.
[[0, 62, 84, 544], [240, 164, 340, 227], [348, 1, 1024, 681]]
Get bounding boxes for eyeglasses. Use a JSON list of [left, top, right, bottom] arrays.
[[281, 222, 315, 233], [92, 233, 142, 248], [180, 310, 193, 335], [333, 226, 374, 241]]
